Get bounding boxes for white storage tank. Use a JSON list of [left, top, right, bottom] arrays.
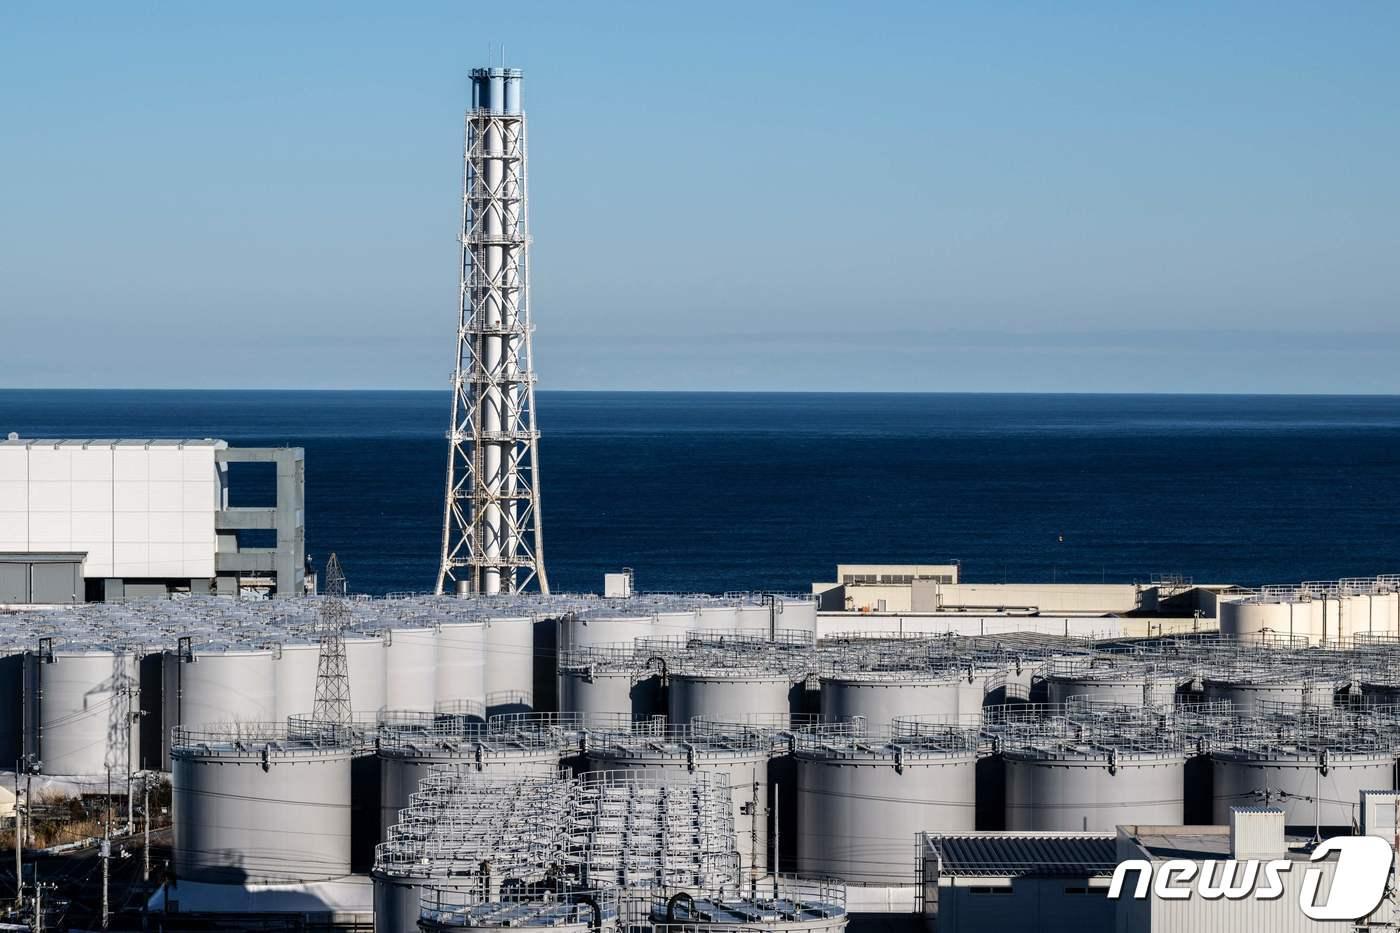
[[558, 649, 663, 722], [434, 621, 486, 712], [653, 608, 702, 640], [696, 604, 741, 632], [346, 633, 388, 715], [559, 612, 653, 655], [819, 671, 966, 724], [668, 670, 795, 725], [1003, 745, 1186, 831], [271, 640, 321, 723], [482, 616, 535, 715], [1210, 709, 1395, 828], [373, 771, 571, 933], [32, 648, 140, 776], [377, 721, 563, 837], [793, 726, 978, 885], [385, 627, 437, 711], [774, 596, 819, 637], [1202, 676, 1336, 714], [168, 644, 276, 730], [1043, 665, 1179, 709], [172, 725, 353, 883], [734, 604, 772, 636], [582, 725, 773, 878]]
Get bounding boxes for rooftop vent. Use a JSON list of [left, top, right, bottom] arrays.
[[1229, 806, 1285, 860]]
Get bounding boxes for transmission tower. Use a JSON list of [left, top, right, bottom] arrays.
[[436, 65, 549, 597], [312, 553, 353, 726]]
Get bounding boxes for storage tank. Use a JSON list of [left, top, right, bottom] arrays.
[[669, 670, 795, 725], [558, 612, 653, 654], [168, 644, 276, 730], [653, 608, 702, 640], [696, 604, 741, 632], [385, 627, 437, 711], [271, 640, 321, 723], [570, 769, 741, 891], [32, 648, 140, 776], [793, 725, 978, 885], [434, 621, 486, 712], [346, 633, 388, 714], [1003, 745, 1185, 831], [1222, 594, 1325, 644], [985, 702, 1187, 832], [172, 724, 353, 883], [373, 771, 571, 933], [1043, 664, 1179, 709], [819, 670, 966, 724], [772, 596, 819, 637], [558, 647, 663, 722], [734, 604, 772, 636], [482, 616, 535, 715], [1202, 676, 1337, 714], [377, 720, 563, 837], [582, 724, 772, 878], [1211, 711, 1395, 827]]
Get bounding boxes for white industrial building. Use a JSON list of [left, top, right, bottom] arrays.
[[0, 435, 305, 600]]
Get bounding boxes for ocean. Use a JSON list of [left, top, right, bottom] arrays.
[[2, 390, 1399, 596]]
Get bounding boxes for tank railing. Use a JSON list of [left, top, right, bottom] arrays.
[[6, 593, 808, 655], [1209, 714, 1400, 754], [171, 721, 356, 750], [557, 642, 654, 669], [419, 887, 623, 931], [490, 710, 642, 735], [686, 714, 861, 745], [891, 713, 985, 736], [376, 718, 566, 754], [792, 722, 980, 755], [583, 723, 773, 755], [647, 876, 847, 921]]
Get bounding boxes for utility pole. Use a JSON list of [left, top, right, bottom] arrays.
[[142, 774, 151, 883], [12, 763, 20, 908], [772, 782, 781, 899], [102, 767, 111, 929]]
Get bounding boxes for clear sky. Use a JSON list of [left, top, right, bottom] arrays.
[[3, 2, 1398, 392]]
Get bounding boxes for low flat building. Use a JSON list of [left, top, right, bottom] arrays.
[[0, 436, 305, 600], [920, 831, 1118, 933]]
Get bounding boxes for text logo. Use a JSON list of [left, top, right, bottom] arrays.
[[1107, 835, 1393, 921]]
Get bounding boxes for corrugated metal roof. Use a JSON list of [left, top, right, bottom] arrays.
[[928, 832, 1118, 877]]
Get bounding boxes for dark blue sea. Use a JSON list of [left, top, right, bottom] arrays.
[[2, 391, 1399, 595]]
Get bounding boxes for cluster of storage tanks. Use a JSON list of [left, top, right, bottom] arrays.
[[1219, 575, 1400, 643], [33, 571, 1400, 929], [0, 592, 808, 776], [162, 621, 1400, 920]]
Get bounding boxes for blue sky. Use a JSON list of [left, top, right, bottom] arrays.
[[3, 2, 1398, 391]]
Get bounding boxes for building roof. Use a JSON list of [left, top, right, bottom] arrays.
[[925, 832, 1119, 878], [0, 435, 226, 448]]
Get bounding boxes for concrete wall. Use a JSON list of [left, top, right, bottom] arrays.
[[913, 583, 1144, 615], [815, 613, 1128, 640], [0, 439, 223, 580]]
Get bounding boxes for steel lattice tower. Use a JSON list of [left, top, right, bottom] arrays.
[[312, 553, 353, 725], [436, 66, 548, 596]]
